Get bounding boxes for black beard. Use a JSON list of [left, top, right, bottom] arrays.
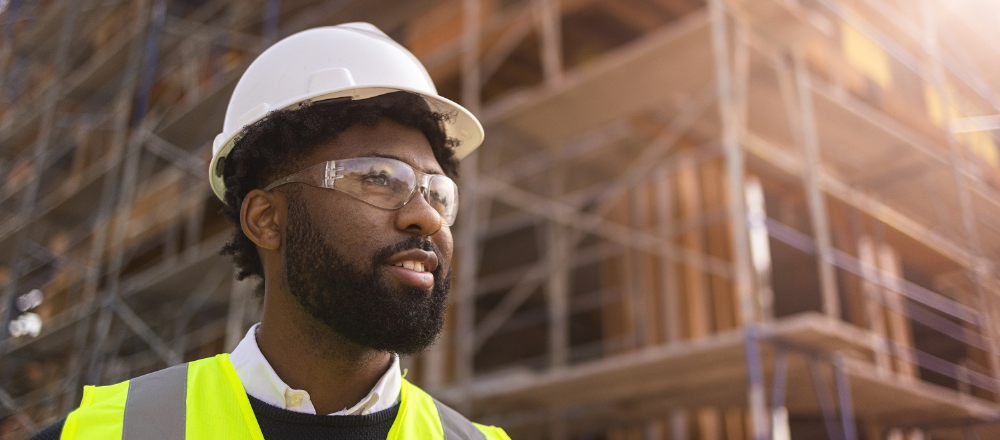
[[282, 194, 449, 355]]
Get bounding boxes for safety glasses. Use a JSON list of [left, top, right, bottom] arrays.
[[263, 157, 459, 226]]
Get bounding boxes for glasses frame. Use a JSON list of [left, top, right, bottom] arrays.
[[262, 157, 459, 226]]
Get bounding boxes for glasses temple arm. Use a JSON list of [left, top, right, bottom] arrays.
[[262, 161, 335, 191]]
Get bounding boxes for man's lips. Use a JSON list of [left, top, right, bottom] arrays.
[[384, 249, 438, 288]]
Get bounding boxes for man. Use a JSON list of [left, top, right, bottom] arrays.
[[33, 23, 509, 439]]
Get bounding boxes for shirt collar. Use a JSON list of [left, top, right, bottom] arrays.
[[229, 323, 402, 416]]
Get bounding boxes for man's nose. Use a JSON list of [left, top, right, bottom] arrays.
[[395, 187, 442, 236]]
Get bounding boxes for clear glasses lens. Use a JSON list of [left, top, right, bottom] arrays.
[[337, 158, 416, 209], [426, 176, 458, 225], [335, 158, 458, 225]]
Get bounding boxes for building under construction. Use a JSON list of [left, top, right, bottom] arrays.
[[3, 0, 1000, 438]]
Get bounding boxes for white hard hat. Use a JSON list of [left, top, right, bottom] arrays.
[[209, 22, 484, 202]]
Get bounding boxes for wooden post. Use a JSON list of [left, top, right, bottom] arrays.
[[793, 47, 841, 320], [609, 425, 626, 440], [601, 193, 632, 352], [422, 330, 446, 388], [877, 242, 918, 378], [772, 406, 791, 440], [887, 428, 905, 440], [703, 160, 737, 331], [866, 421, 885, 440], [654, 169, 682, 343], [549, 407, 568, 440], [697, 409, 722, 440], [535, 0, 562, 86], [745, 176, 774, 323], [224, 271, 253, 352], [645, 419, 666, 440], [723, 409, 745, 440], [616, 192, 640, 351], [859, 236, 892, 374], [834, 215, 868, 329], [547, 167, 570, 365], [629, 182, 659, 347], [671, 409, 690, 440], [454, 0, 482, 393], [677, 164, 712, 339]]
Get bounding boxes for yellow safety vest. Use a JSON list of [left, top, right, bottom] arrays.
[[61, 354, 510, 440]]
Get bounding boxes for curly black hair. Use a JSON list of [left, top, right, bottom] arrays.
[[218, 92, 461, 291]]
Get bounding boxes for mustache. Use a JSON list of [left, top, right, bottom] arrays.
[[373, 236, 443, 272]]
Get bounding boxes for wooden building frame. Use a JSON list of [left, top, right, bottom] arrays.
[[3, 0, 1000, 438]]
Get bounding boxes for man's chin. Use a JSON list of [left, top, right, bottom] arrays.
[[325, 313, 444, 356]]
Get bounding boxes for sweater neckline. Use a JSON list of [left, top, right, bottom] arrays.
[[246, 393, 401, 427]]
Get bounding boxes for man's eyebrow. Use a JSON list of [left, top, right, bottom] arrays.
[[361, 152, 443, 175]]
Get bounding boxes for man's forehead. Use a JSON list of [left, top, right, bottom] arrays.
[[306, 121, 444, 174]]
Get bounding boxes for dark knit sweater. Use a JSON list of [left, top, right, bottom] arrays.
[[30, 394, 400, 440]]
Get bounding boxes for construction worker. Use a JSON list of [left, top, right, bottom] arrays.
[[32, 23, 509, 440]]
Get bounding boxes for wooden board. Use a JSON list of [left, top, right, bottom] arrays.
[[485, 10, 715, 148], [436, 313, 1000, 427]]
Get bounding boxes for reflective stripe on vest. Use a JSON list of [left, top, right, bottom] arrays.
[[64, 354, 509, 440], [122, 363, 187, 440], [432, 398, 486, 440]]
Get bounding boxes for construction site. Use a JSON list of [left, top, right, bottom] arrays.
[[4, 0, 1000, 438]]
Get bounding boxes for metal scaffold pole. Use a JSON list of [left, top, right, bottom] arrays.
[[263, 0, 281, 46], [833, 355, 858, 440], [743, 325, 769, 440], [919, 0, 1000, 390], [708, 0, 753, 327], [87, 0, 170, 384], [0, 0, 24, 98], [0, 1, 82, 434], [0, 0, 81, 357], [61, 0, 156, 411], [791, 46, 841, 321], [709, 0, 767, 438], [6, 1, 1000, 438], [454, 0, 482, 411]]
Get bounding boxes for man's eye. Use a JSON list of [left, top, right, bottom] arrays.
[[361, 173, 391, 186], [430, 190, 447, 205]]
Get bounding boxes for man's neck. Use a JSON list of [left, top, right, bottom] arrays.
[[255, 295, 393, 415]]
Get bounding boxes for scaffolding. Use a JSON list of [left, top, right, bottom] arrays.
[[3, 0, 1000, 439]]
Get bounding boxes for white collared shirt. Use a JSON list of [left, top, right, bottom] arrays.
[[229, 323, 402, 416]]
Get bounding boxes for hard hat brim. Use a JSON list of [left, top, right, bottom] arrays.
[[208, 86, 484, 203]]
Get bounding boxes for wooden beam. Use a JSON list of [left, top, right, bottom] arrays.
[[546, 168, 570, 366], [536, 0, 562, 85], [613, 193, 640, 351], [859, 236, 893, 375], [602, 0, 668, 32], [877, 242, 918, 378], [724, 408, 745, 440], [677, 164, 712, 339], [833, 206, 868, 329], [697, 408, 722, 440], [629, 182, 658, 347], [703, 159, 737, 331], [671, 409, 690, 440], [743, 133, 977, 272], [654, 168, 683, 343], [745, 176, 773, 322], [793, 47, 841, 320]]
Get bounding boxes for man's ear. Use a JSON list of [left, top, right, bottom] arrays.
[[241, 189, 284, 251]]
